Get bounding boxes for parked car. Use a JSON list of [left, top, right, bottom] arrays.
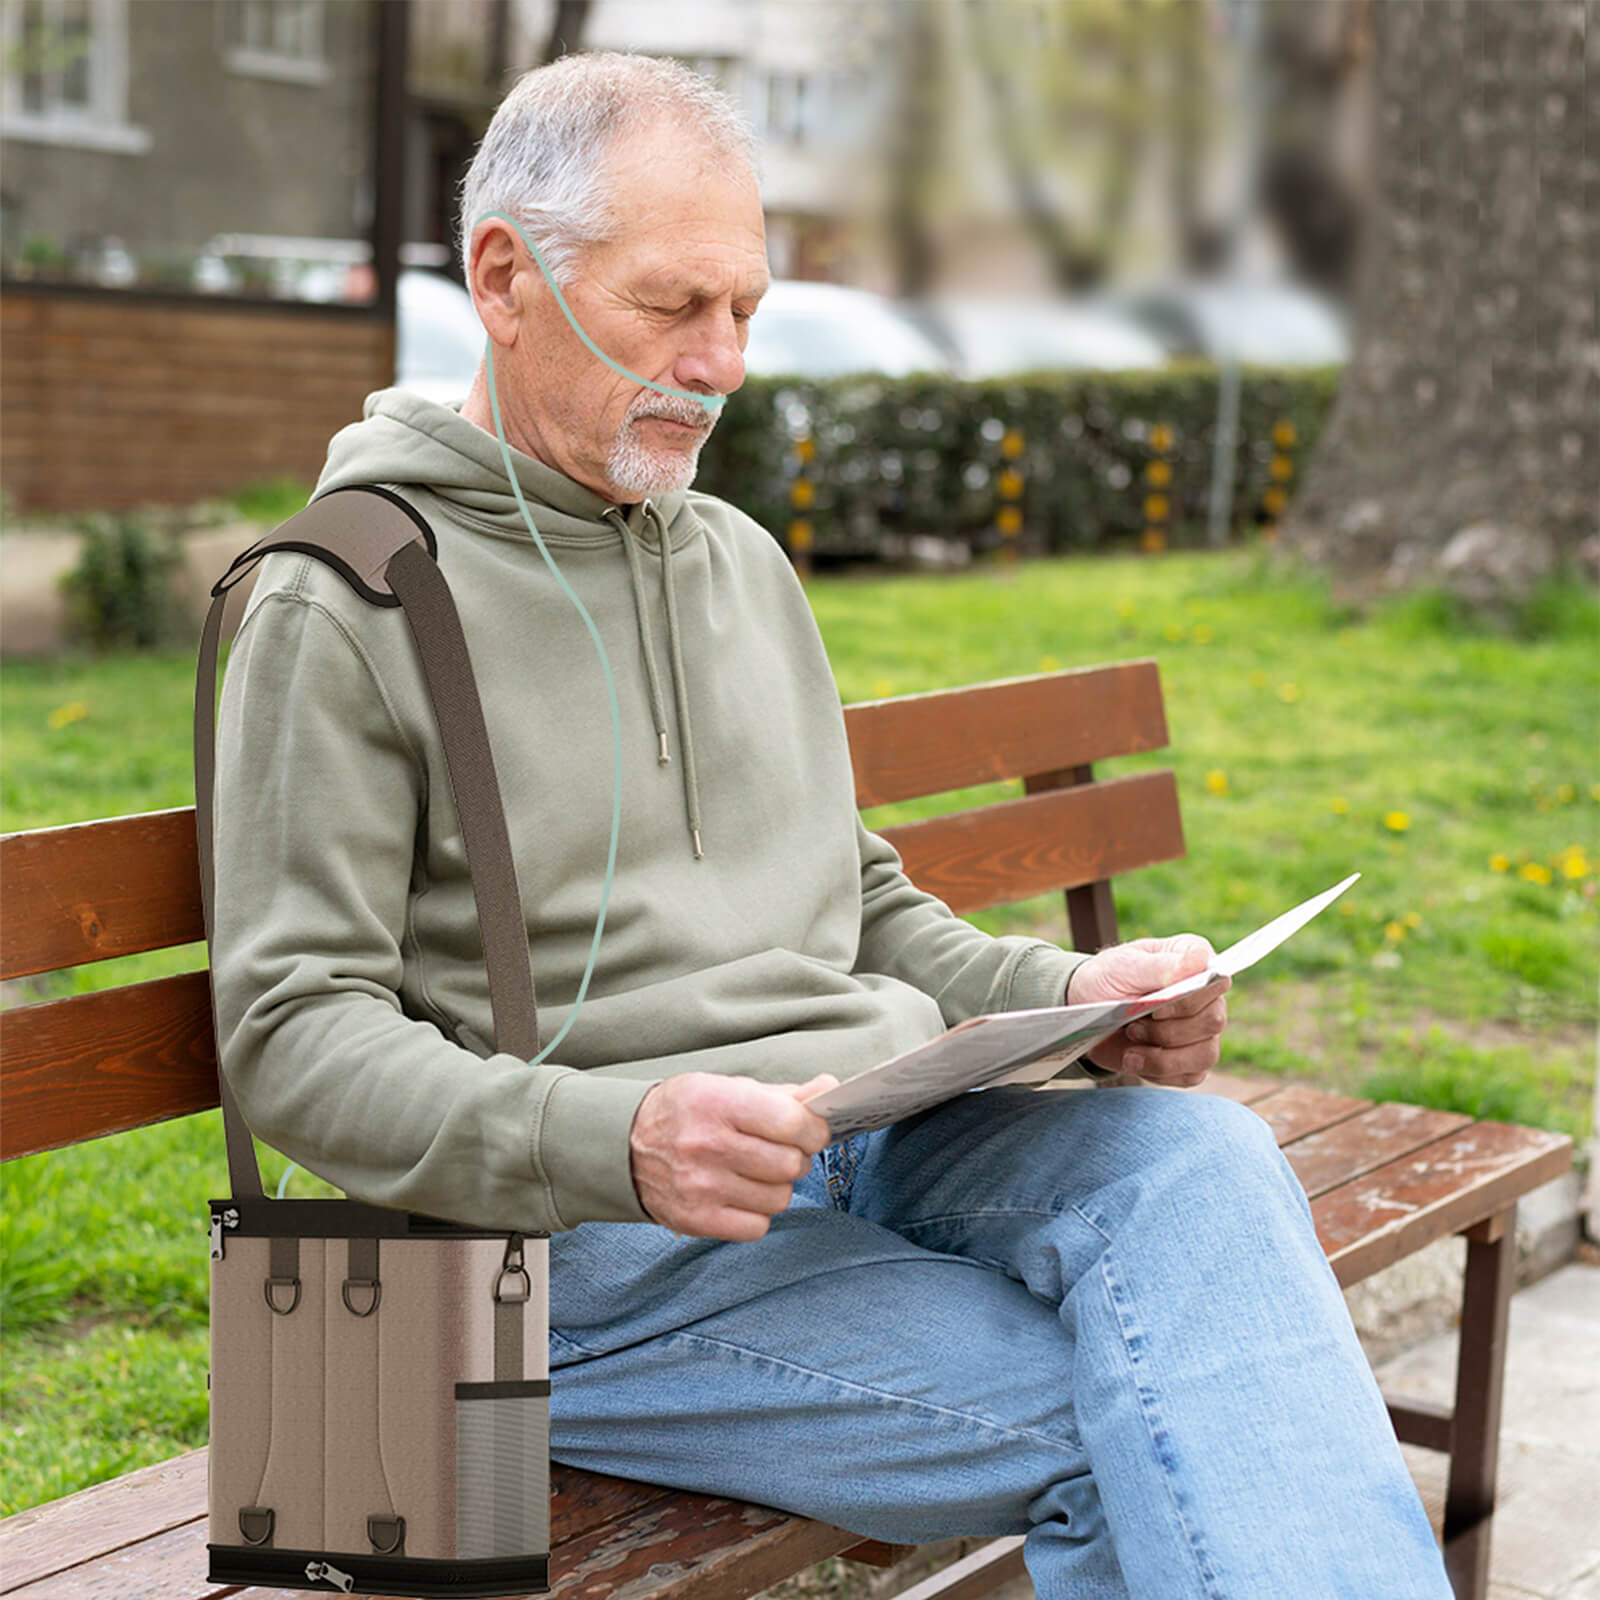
[[1105, 279, 1349, 367], [907, 297, 1169, 378], [740, 279, 950, 379], [395, 269, 485, 405]]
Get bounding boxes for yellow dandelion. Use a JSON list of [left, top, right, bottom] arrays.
[[1204, 769, 1230, 797], [1489, 853, 1510, 872], [871, 678, 895, 698], [1330, 797, 1350, 815], [1164, 623, 1185, 642], [1384, 921, 1406, 942], [1249, 670, 1269, 688], [1384, 811, 1411, 833], [47, 701, 89, 729], [1519, 862, 1553, 885], [1117, 598, 1136, 619], [1278, 683, 1301, 703], [1559, 846, 1590, 879], [1038, 654, 1060, 672], [1556, 783, 1576, 804], [1339, 902, 1356, 916], [1403, 911, 1422, 928], [1192, 624, 1214, 644]]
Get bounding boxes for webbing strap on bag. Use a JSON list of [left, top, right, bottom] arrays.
[[193, 483, 541, 1202]]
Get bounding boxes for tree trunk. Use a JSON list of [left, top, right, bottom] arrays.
[[1285, 0, 1598, 606]]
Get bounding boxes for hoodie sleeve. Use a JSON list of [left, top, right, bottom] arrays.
[[853, 817, 1089, 1024], [210, 574, 651, 1234]]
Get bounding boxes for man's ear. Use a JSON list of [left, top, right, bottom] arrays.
[[466, 217, 531, 348]]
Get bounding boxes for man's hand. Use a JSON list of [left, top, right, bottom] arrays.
[[1067, 935, 1231, 1087], [629, 1073, 839, 1241]]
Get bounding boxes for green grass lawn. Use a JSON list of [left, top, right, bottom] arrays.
[[2, 544, 1596, 1515]]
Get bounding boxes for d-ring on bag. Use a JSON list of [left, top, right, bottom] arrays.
[[195, 486, 552, 1597]]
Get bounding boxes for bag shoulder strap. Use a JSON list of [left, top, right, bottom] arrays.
[[194, 485, 540, 1203]]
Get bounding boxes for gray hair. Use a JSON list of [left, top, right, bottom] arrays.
[[458, 52, 760, 286]]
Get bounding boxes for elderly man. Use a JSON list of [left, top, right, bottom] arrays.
[[213, 52, 1451, 1600]]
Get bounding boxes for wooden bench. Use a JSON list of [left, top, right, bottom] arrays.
[[0, 659, 1572, 1600]]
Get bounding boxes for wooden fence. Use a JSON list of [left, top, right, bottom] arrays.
[[1, 284, 393, 514]]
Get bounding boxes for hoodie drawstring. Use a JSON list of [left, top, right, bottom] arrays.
[[618, 518, 672, 767], [610, 503, 705, 859], [654, 503, 704, 860]]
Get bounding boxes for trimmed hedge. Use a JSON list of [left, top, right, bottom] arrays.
[[694, 366, 1341, 559]]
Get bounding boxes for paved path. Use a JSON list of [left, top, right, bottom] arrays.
[[1382, 1260, 1600, 1599]]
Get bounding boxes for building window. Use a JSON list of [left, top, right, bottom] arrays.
[[756, 70, 873, 150], [219, 0, 329, 86], [0, 0, 148, 152]]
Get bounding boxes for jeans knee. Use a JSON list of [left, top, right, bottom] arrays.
[[1141, 1088, 1299, 1204]]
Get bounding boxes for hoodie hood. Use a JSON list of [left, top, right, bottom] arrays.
[[318, 387, 709, 855], [315, 388, 698, 550]]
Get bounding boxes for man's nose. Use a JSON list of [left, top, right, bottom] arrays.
[[673, 309, 747, 400]]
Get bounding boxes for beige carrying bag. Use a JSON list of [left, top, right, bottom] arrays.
[[195, 487, 552, 1597]]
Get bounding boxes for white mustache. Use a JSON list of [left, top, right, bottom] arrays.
[[634, 402, 715, 429]]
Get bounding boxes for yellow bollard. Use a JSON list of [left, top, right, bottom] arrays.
[[789, 434, 815, 580], [1143, 423, 1175, 554], [1261, 419, 1298, 543], [996, 429, 1025, 564]]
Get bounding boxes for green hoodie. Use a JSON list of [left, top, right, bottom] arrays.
[[212, 389, 1087, 1234]]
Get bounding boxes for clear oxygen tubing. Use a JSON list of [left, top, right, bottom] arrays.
[[275, 219, 721, 1199]]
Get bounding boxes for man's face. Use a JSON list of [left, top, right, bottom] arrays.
[[476, 117, 769, 503]]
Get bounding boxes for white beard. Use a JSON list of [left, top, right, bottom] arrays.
[[605, 392, 717, 496]]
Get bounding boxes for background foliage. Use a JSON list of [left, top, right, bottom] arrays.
[[695, 368, 1340, 559]]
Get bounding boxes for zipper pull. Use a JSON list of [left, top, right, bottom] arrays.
[[304, 1560, 355, 1592], [209, 1207, 239, 1261]]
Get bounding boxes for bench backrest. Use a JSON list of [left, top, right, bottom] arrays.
[[0, 660, 1182, 1163]]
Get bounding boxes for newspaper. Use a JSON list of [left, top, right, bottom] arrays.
[[804, 873, 1360, 1141]]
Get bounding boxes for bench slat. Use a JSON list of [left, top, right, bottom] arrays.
[[0, 810, 202, 980], [1285, 1101, 1476, 1199], [0, 1451, 208, 1593], [2, 1517, 231, 1599], [1313, 1120, 1573, 1286], [880, 770, 1183, 916], [1246, 1083, 1371, 1146], [845, 662, 1167, 809], [0, 972, 218, 1162], [550, 1488, 849, 1600]]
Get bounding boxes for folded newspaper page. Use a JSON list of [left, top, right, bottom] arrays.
[[805, 873, 1360, 1141]]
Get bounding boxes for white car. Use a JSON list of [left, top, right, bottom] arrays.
[[395, 269, 486, 406], [740, 280, 950, 379], [911, 297, 1169, 378], [1109, 280, 1349, 367]]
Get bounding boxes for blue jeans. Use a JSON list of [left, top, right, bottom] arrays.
[[547, 1085, 1451, 1599]]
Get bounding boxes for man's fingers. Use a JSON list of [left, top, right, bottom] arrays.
[[720, 1130, 815, 1185], [1129, 993, 1228, 1050], [726, 1079, 833, 1154], [1149, 975, 1232, 1021]]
